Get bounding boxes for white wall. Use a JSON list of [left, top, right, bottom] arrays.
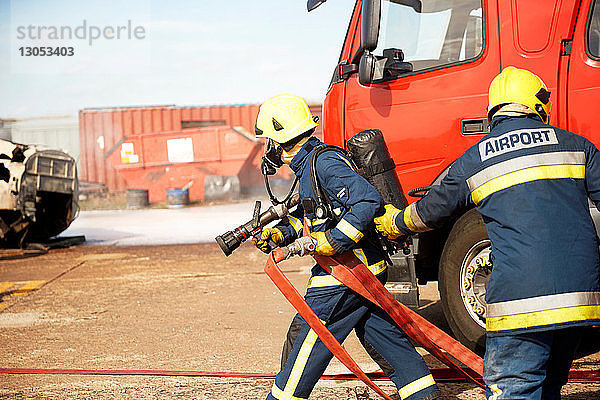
[[3, 116, 80, 169]]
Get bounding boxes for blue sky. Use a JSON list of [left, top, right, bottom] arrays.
[[0, 0, 355, 118]]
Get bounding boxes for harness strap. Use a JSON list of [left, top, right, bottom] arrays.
[[356, 158, 396, 178], [307, 144, 351, 222]]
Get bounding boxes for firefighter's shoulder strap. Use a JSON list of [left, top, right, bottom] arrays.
[[302, 143, 351, 222], [303, 143, 391, 262]]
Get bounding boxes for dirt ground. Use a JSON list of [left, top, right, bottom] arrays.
[[0, 243, 598, 399]]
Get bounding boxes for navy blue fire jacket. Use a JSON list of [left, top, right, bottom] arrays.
[[275, 137, 386, 296], [394, 115, 600, 336]]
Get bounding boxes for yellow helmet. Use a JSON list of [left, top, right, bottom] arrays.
[[488, 66, 552, 123], [255, 94, 318, 144]]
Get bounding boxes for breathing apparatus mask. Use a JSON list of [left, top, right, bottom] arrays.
[[259, 137, 300, 206], [261, 138, 283, 176]]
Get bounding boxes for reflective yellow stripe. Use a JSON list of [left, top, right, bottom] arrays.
[[353, 248, 368, 265], [368, 261, 387, 276], [307, 261, 386, 288], [471, 164, 585, 204], [403, 206, 417, 232], [309, 218, 329, 227], [286, 215, 303, 234], [486, 304, 600, 332], [487, 291, 600, 318], [408, 203, 430, 232], [335, 153, 354, 170], [282, 329, 318, 398], [398, 374, 436, 399], [489, 384, 503, 400], [0, 282, 16, 294], [467, 151, 585, 190], [336, 219, 364, 243], [307, 274, 342, 288], [404, 204, 430, 233], [270, 383, 307, 400], [11, 280, 45, 296]]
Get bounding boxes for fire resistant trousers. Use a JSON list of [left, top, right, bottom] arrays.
[[266, 289, 440, 400], [484, 328, 585, 400]]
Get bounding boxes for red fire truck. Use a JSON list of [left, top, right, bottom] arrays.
[[315, 0, 600, 352]]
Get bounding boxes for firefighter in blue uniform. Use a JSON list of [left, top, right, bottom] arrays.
[[253, 94, 440, 400], [375, 66, 600, 399]]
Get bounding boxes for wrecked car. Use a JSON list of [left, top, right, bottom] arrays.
[[0, 138, 77, 246]]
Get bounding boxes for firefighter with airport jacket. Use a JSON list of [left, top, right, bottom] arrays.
[[253, 94, 440, 400], [375, 66, 600, 399]]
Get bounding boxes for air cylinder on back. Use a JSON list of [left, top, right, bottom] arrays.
[[346, 129, 407, 210]]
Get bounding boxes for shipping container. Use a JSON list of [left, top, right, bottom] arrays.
[[115, 125, 263, 203], [79, 104, 322, 199]]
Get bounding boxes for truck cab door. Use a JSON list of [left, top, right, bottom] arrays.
[[567, 0, 600, 141], [344, 0, 500, 195]]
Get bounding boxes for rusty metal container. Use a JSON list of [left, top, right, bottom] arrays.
[[114, 125, 262, 203], [78, 104, 322, 201]]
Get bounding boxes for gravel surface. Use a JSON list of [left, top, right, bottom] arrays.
[[0, 244, 598, 399]]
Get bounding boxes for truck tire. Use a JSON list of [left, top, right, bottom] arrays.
[[439, 209, 490, 355]]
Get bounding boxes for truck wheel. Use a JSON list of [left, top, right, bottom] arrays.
[[439, 209, 491, 355]]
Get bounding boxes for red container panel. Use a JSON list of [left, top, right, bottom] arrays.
[[79, 104, 322, 193], [115, 126, 262, 202]]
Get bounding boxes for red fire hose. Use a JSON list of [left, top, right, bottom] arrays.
[[263, 223, 600, 398], [1, 367, 598, 383], [265, 249, 482, 400]]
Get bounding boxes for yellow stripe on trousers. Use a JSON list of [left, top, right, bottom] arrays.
[[398, 374, 436, 399], [270, 383, 307, 400], [273, 329, 318, 400]]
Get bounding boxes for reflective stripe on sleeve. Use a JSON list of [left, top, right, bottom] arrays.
[[335, 152, 355, 170], [398, 374, 436, 400], [486, 291, 600, 332], [467, 152, 586, 204], [336, 219, 364, 243], [403, 203, 431, 233], [286, 215, 303, 233], [309, 218, 329, 228]]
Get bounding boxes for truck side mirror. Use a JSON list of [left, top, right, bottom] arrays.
[[358, 51, 376, 86], [361, 0, 381, 51], [307, 0, 326, 12]]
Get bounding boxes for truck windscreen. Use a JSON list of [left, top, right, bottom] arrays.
[[375, 0, 483, 74]]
